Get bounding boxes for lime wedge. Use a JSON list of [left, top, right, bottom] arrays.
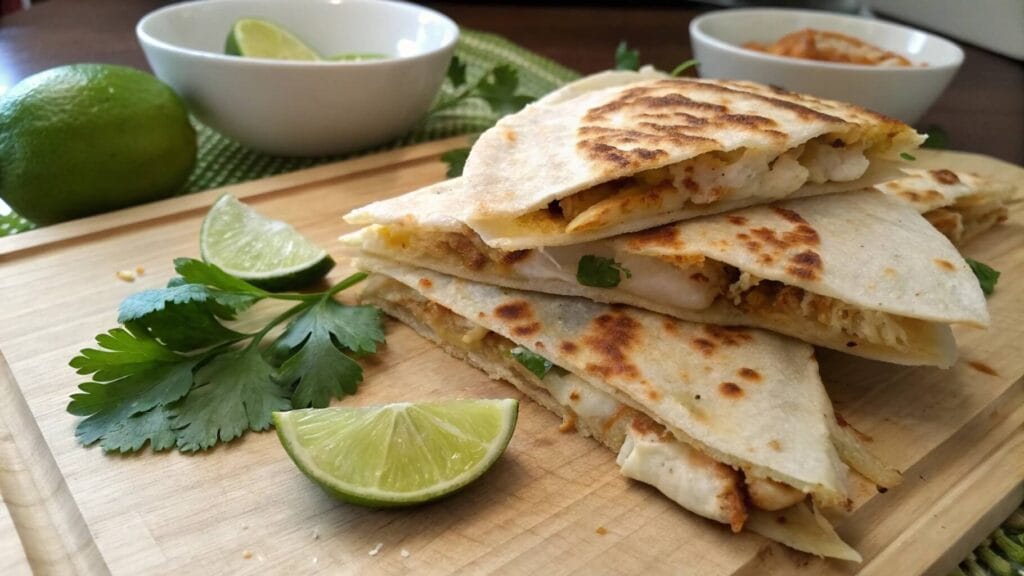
[[225, 18, 320, 61], [200, 194, 334, 290], [273, 399, 519, 507]]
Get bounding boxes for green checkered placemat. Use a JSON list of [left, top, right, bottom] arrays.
[[0, 28, 579, 237], [0, 25, 1019, 574]]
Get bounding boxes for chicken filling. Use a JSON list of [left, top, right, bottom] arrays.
[[550, 136, 869, 230]]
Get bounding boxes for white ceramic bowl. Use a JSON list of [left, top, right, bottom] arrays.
[[690, 8, 963, 124], [137, 0, 458, 156]]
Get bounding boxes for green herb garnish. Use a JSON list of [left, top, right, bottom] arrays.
[[577, 255, 632, 288], [965, 258, 1000, 296], [430, 56, 535, 117], [510, 346, 554, 379], [921, 124, 948, 149], [614, 41, 640, 71], [670, 59, 699, 77], [67, 259, 384, 453], [900, 152, 917, 161], [441, 147, 471, 178]]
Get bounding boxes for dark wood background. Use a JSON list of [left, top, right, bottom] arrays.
[[1, 0, 1021, 163]]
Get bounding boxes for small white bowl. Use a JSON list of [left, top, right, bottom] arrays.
[[137, 0, 458, 156], [690, 8, 963, 123]]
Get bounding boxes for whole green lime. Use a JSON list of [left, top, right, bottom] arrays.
[[0, 64, 197, 225]]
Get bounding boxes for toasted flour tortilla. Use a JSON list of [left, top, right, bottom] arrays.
[[357, 259, 897, 560], [344, 182, 987, 367], [458, 77, 923, 249], [876, 168, 1017, 246]]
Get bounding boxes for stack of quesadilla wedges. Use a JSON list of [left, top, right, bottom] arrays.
[[342, 74, 997, 561]]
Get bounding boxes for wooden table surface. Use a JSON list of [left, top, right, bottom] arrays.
[[1, 0, 1022, 165]]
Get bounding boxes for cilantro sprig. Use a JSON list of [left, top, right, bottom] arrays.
[[510, 346, 554, 380], [577, 255, 632, 288], [67, 259, 384, 453], [966, 258, 1000, 296]]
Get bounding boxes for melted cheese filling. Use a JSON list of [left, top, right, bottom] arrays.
[[731, 277, 913, 350], [554, 136, 869, 230]]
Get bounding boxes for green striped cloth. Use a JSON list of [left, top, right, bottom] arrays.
[[0, 29, 579, 237], [0, 27, 1018, 576]]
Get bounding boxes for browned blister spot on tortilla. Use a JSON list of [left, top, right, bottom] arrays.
[[768, 439, 782, 451], [690, 338, 716, 356], [559, 341, 578, 354], [931, 169, 960, 185], [933, 258, 956, 271], [757, 254, 774, 265], [787, 250, 823, 280], [477, 312, 486, 319], [967, 360, 998, 377], [569, 390, 580, 402], [495, 300, 532, 320], [728, 215, 749, 226], [417, 278, 433, 289], [646, 388, 661, 401], [738, 367, 762, 382], [500, 250, 531, 265], [534, 341, 545, 350], [581, 312, 642, 379], [772, 207, 809, 225], [503, 128, 517, 142], [512, 322, 541, 337], [703, 325, 753, 346], [661, 319, 679, 336], [719, 382, 744, 398], [625, 225, 683, 250]]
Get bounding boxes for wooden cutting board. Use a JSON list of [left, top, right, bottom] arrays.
[[1, 136, 1022, 576]]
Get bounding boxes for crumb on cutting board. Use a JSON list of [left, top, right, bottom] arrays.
[[596, 526, 608, 536], [368, 542, 383, 556]]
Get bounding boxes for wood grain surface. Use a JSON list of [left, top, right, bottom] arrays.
[[0, 139, 1022, 575]]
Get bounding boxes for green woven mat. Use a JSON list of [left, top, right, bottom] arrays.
[[1, 26, 1019, 574], [0, 28, 579, 237]]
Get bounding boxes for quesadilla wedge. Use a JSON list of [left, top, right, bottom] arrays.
[[356, 257, 900, 561], [458, 77, 923, 249], [876, 168, 1018, 246], [345, 182, 988, 367]]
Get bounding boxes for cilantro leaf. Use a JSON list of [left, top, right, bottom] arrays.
[[510, 347, 553, 379], [118, 283, 258, 323], [442, 147, 471, 178], [966, 258, 1000, 295], [615, 41, 640, 71], [100, 406, 177, 453], [172, 347, 290, 451], [900, 152, 917, 161], [273, 299, 384, 408], [67, 324, 200, 447], [173, 258, 267, 296], [447, 55, 467, 88], [921, 124, 948, 149], [134, 302, 245, 352], [576, 255, 632, 288], [670, 59, 699, 77], [477, 65, 535, 116]]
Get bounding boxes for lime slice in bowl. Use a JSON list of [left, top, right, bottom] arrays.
[[200, 193, 334, 290], [225, 18, 320, 61], [274, 399, 519, 507]]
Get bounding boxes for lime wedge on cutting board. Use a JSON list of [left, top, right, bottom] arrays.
[[200, 194, 334, 290], [225, 18, 320, 61], [274, 399, 519, 507]]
